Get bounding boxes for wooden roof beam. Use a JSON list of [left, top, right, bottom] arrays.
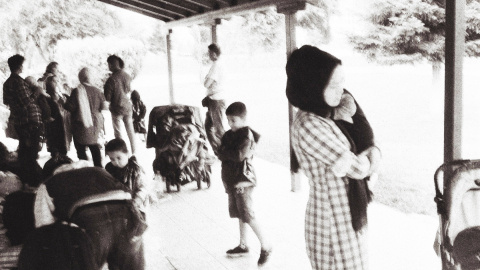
[[98, 0, 175, 21], [183, 0, 215, 10], [124, 0, 189, 18], [133, 0, 192, 17], [158, 0, 208, 14], [164, 0, 317, 28]]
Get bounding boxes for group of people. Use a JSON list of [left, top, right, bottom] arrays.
[[3, 54, 147, 184], [1, 42, 381, 270], [1, 53, 149, 269]]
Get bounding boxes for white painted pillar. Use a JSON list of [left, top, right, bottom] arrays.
[[166, 29, 174, 104]]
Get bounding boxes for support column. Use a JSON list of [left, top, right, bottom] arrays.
[[166, 29, 175, 104], [444, 0, 465, 162], [284, 11, 302, 192], [211, 18, 221, 44]]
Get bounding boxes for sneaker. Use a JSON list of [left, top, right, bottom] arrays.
[[226, 245, 249, 256], [258, 249, 272, 266]]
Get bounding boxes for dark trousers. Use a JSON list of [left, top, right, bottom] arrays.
[[205, 99, 225, 155], [74, 140, 102, 167], [71, 201, 145, 270], [14, 124, 42, 187]]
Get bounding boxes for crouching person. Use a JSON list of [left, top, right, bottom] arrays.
[[20, 155, 145, 270]]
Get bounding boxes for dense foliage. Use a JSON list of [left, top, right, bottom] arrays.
[[349, 0, 480, 65], [0, 0, 149, 91]]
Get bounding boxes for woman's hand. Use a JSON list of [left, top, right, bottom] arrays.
[[359, 146, 381, 174], [331, 152, 354, 177]]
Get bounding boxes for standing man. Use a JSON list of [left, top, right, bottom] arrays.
[[3, 54, 43, 187], [104, 55, 137, 155], [202, 43, 226, 156]]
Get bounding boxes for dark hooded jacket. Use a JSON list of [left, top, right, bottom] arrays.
[[218, 126, 260, 193]]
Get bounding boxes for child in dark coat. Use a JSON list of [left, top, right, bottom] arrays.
[[105, 138, 148, 214], [217, 102, 272, 266], [131, 90, 147, 141]]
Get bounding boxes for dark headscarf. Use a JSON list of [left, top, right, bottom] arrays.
[[286, 45, 342, 118]]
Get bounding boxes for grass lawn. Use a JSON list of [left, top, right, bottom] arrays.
[[133, 49, 480, 217]]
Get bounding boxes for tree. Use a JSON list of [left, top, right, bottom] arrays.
[[56, 36, 147, 87], [297, 0, 338, 45], [148, 21, 167, 55], [349, 0, 480, 85], [240, 8, 284, 53], [0, 0, 121, 79]]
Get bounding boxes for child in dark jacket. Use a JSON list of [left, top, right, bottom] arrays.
[[105, 138, 148, 214], [217, 102, 272, 266], [131, 90, 147, 141]]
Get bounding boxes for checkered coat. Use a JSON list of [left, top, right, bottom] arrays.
[[291, 110, 371, 270]]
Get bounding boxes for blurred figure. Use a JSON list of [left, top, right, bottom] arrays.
[[202, 43, 226, 156], [3, 54, 43, 187], [104, 55, 137, 155], [131, 90, 147, 142], [38, 62, 70, 157], [65, 67, 107, 167]]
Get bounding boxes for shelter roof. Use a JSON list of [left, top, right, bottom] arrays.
[[97, 0, 317, 28]]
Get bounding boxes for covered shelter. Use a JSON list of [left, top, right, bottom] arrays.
[[95, 0, 467, 193]]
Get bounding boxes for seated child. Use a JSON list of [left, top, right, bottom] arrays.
[[105, 138, 148, 214], [217, 102, 272, 266], [24, 76, 54, 123]]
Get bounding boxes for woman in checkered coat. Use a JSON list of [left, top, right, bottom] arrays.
[[286, 45, 380, 269]]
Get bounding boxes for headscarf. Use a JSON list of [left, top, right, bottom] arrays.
[[286, 45, 342, 117], [77, 68, 93, 128]]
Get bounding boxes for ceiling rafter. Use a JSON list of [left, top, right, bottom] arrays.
[[183, 0, 215, 10], [98, 0, 175, 21], [116, 0, 181, 19], [132, 0, 190, 18], [98, 0, 318, 26], [157, 0, 207, 14]]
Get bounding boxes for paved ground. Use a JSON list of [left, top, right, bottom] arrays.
[[140, 155, 441, 270], [9, 136, 441, 270]]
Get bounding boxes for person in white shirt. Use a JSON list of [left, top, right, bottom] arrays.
[[202, 43, 226, 156]]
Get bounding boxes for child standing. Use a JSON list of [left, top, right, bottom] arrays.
[[131, 90, 147, 142], [105, 138, 148, 214], [218, 102, 272, 266]]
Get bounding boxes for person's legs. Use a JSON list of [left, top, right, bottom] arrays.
[[239, 187, 272, 265], [205, 99, 225, 155], [15, 125, 42, 187], [122, 113, 137, 155], [108, 204, 145, 270], [111, 113, 123, 140], [73, 140, 88, 161], [247, 218, 271, 250], [88, 144, 103, 167], [239, 219, 248, 246]]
